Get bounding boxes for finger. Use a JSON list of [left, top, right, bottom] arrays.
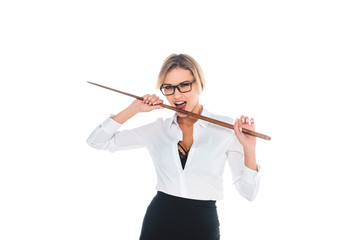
[[151, 95, 162, 105], [234, 118, 243, 135], [234, 118, 240, 133], [239, 118, 243, 132], [148, 95, 158, 105], [245, 116, 249, 124], [250, 118, 254, 125], [144, 94, 158, 105], [153, 98, 163, 105], [240, 115, 247, 126], [155, 97, 162, 105], [153, 99, 164, 106], [152, 97, 164, 109], [152, 98, 161, 105], [142, 94, 150, 103], [234, 118, 239, 129], [146, 94, 155, 104]]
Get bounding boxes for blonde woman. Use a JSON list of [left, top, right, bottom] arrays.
[[87, 54, 260, 240]]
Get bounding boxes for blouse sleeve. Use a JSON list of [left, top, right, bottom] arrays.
[[226, 134, 261, 201], [86, 115, 156, 152]]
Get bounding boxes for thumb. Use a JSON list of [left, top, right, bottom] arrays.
[[234, 118, 244, 137]]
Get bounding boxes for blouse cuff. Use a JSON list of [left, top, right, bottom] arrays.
[[100, 114, 122, 134], [243, 164, 260, 184]]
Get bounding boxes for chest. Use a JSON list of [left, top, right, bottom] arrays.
[[178, 124, 194, 152], [149, 121, 233, 173]]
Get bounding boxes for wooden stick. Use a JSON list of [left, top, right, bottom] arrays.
[[87, 81, 271, 140]]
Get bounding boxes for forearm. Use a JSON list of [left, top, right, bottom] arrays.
[[244, 147, 258, 171], [87, 108, 148, 151], [227, 140, 260, 201], [111, 106, 138, 124]]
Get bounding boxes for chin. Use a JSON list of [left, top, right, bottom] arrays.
[[177, 112, 187, 118]]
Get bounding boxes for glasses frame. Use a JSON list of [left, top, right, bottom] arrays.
[[160, 80, 196, 96]]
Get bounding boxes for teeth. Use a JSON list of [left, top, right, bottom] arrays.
[[175, 101, 185, 105]]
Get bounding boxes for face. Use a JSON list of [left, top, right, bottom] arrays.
[[162, 67, 201, 118]]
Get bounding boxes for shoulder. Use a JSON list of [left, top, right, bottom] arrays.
[[202, 107, 235, 136], [201, 107, 239, 150], [204, 107, 235, 125], [155, 115, 172, 126], [150, 116, 173, 131], [211, 112, 234, 125]]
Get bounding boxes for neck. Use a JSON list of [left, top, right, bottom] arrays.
[[177, 104, 203, 126]]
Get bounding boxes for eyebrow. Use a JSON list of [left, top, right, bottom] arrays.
[[162, 80, 192, 86]]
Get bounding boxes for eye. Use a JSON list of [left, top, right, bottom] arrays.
[[163, 86, 173, 90], [179, 83, 191, 87]]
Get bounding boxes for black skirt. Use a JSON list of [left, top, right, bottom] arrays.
[[139, 191, 220, 240]]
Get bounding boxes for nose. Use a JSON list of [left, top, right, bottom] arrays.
[[173, 87, 183, 98]]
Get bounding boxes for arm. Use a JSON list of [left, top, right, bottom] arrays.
[[234, 115, 258, 170], [226, 135, 260, 201], [87, 94, 163, 151], [226, 115, 260, 201], [111, 93, 163, 124]]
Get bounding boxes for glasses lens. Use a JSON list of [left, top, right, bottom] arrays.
[[178, 83, 192, 93], [161, 81, 194, 95], [161, 86, 174, 95]]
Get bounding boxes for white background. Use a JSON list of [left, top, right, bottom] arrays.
[[1, 0, 359, 239]]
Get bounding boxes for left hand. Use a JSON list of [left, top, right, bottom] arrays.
[[234, 115, 257, 150]]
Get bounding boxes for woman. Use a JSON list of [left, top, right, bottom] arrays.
[[87, 54, 260, 240]]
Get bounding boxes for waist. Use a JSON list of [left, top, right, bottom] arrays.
[[156, 191, 216, 207]]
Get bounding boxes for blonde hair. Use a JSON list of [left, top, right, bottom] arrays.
[[156, 54, 206, 93]]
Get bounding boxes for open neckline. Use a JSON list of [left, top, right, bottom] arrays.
[[177, 142, 190, 170], [178, 142, 189, 155]]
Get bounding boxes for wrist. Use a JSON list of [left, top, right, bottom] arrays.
[[243, 145, 256, 154], [126, 104, 140, 115]]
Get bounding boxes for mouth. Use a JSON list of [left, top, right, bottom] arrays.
[[174, 101, 187, 110]]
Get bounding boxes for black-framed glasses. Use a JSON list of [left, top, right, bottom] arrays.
[[160, 80, 196, 96]]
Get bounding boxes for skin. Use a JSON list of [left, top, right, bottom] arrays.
[[160, 67, 202, 153], [111, 67, 258, 171]]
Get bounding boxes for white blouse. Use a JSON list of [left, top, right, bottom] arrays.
[[87, 107, 260, 201]]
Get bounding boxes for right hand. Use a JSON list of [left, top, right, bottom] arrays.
[[130, 94, 164, 113]]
